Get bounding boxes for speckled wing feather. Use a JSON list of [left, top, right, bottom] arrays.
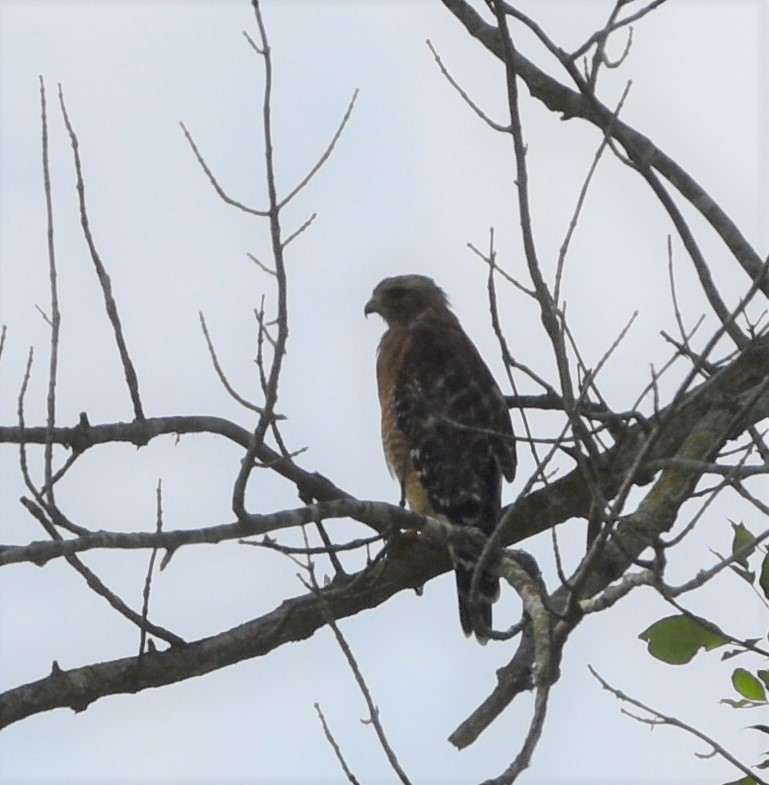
[[393, 315, 516, 639]]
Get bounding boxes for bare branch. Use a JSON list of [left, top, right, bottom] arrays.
[[667, 525, 769, 599], [649, 457, 768, 478], [39, 77, 61, 510], [232, 0, 291, 520], [4, 327, 768, 735], [624, 159, 750, 349], [0, 524, 449, 730], [140, 480, 165, 656], [439, 0, 767, 293], [247, 252, 276, 277], [313, 703, 362, 785], [0, 498, 414, 568], [451, 334, 769, 747], [427, 39, 509, 131], [57, 84, 145, 421], [554, 80, 632, 304], [589, 667, 768, 785], [278, 89, 359, 208], [579, 567, 654, 614], [199, 311, 282, 416], [179, 121, 270, 216], [19, 495, 186, 649], [239, 532, 382, 557], [0, 414, 353, 504], [484, 686, 551, 784], [282, 212, 317, 248], [306, 566, 413, 785]]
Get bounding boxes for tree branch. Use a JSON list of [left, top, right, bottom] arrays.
[[439, 0, 767, 294]]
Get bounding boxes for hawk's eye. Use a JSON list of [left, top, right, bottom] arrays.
[[388, 286, 406, 300]]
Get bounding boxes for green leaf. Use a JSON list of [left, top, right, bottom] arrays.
[[760, 550, 769, 600], [731, 521, 756, 568], [721, 776, 758, 785], [747, 724, 769, 735], [639, 614, 727, 664], [732, 668, 767, 702], [759, 670, 769, 690]]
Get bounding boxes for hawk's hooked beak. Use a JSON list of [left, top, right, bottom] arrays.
[[364, 295, 380, 318]]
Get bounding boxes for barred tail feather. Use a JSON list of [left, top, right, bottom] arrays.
[[454, 553, 500, 644]]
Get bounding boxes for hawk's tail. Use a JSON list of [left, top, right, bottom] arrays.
[[454, 552, 500, 644]]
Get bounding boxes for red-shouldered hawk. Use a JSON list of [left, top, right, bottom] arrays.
[[365, 274, 516, 642]]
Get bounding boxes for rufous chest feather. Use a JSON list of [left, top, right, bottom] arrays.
[[376, 328, 411, 480]]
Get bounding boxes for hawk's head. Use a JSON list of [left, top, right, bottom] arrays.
[[364, 274, 450, 327]]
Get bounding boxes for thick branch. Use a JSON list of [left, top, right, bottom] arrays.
[[3, 338, 767, 729], [0, 414, 351, 504], [450, 335, 769, 747], [0, 499, 415, 567], [0, 530, 448, 729], [439, 0, 766, 294]]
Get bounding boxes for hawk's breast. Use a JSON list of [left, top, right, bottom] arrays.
[[376, 326, 437, 517]]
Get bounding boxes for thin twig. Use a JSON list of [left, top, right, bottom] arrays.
[[17, 348, 175, 644], [485, 686, 551, 784], [16, 349, 89, 538], [569, 0, 670, 60], [278, 89, 359, 208], [232, 0, 291, 520], [20, 496, 186, 648], [490, 0, 604, 511], [247, 252, 276, 276], [0, 414, 355, 507], [632, 163, 749, 350], [666, 234, 690, 347], [314, 518, 347, 577], [313, 703, 362, 785], [586, 1, 625, 90], [140, 480, 165, 656], [282, 212, 317, 248], [0, 498, 417, 568], [554, 80, 632, 303], [427, 39, 509, 131], [199, 311, 281, 416], [180, 121, 269, 217], [661, 594, 769, 657], [40, 77, 60, 511], [239, 533, 381, 556], [650, 457, 768, 478], [304, 566, 413, 785], [589, 666, 768, 785], [467, 239, 536, 298], [58, 84, 145, 421]]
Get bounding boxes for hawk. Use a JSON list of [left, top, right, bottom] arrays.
[[365, 274, 516, 642]]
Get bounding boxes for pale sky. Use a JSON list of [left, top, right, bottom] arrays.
[[0, 1, 767, 784]]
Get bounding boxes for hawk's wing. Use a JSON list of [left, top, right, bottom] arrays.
[[394, 318, 516, 534], [392, 317, 516, 641]]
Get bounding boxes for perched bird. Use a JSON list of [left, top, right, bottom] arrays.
[[365, 274, 516, 641]]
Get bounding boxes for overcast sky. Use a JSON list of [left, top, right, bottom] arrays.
[[0, 1, 767, 784]]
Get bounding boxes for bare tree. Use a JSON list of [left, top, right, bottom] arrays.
[[1, 1, 767, 783]]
